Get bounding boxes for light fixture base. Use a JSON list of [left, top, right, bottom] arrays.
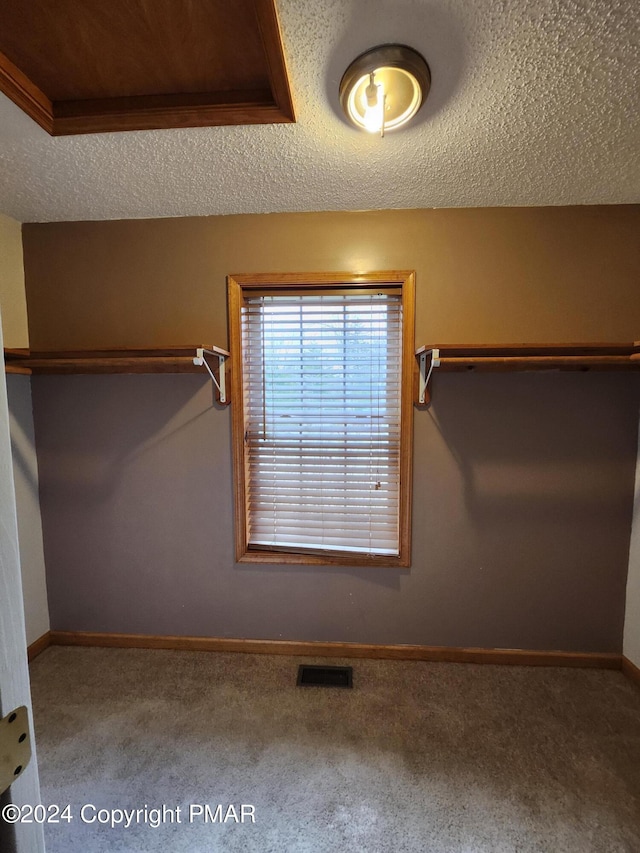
[[339, 44, 431, 134]]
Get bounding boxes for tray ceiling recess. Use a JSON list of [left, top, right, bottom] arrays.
[[0, 0, 295, 136]]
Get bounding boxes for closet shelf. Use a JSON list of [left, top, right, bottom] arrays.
[[4, 346, 229, 374], [4, 348, 31, 375], [415, 342, 640, 404]]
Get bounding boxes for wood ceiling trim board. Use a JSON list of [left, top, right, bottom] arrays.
[[50, 88, 282, 135], [253, 0, 296, 121], [0, 49, 53, 133], [0, 0, 294, 136], [53, 90, 276, 117]]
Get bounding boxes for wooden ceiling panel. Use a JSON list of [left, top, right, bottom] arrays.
[[0, 0, 294, 135]]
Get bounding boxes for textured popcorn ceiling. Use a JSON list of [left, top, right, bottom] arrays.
[[0, 0, 638, 223]]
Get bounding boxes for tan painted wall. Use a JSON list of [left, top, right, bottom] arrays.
[[0, 212, 29, 348], [22, 206, 640, 350]]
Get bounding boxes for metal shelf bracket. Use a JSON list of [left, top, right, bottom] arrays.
[[193, 347, 228, 403], [418, 347, 440, 404]]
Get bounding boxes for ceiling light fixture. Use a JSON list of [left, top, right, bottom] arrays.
[[339, 44, 430, 137]]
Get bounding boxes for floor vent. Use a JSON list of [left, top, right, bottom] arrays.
[[297, 665, 353, 688]]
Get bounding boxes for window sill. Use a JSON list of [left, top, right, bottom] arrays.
[[237, 548, 410, 569]]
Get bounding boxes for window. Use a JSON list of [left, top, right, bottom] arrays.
[[228, 273, 414, 567]]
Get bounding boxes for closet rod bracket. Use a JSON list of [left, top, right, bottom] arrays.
[[418, 347, 440, 404], [193, 347, 228, 403]]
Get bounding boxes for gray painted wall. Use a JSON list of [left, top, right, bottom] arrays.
[[7, 376, 49, 646], [32, 371, 639, 652], [0, 209, 50, 651], [624, 411, 640, 667]]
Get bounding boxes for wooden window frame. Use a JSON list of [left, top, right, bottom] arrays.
[[228, 271, 415, 568]]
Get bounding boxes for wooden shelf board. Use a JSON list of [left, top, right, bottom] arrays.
[[4, 346, 230, 375], [415, 342, 640, 371], [416, 342, 637, 357], [28, 346, 229, 359], [23, 357, 203, 375]]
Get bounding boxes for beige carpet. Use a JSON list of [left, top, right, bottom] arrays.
[[29, 647, 640, 853]]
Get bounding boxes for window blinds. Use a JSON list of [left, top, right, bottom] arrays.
[[241, 291, 403, 556]]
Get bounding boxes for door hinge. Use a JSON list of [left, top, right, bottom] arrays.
[[0, 706, 31, 795]]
